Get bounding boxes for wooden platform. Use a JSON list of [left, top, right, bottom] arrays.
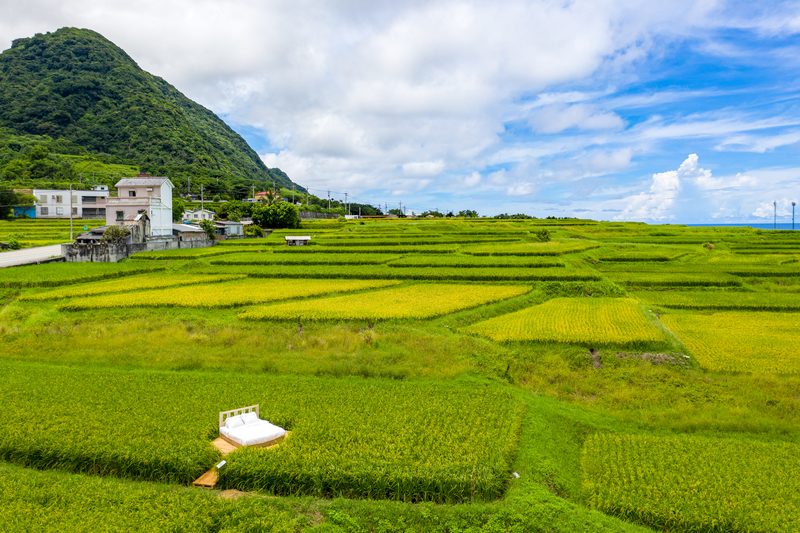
[[212, 437, 238, 455], [192, 469, 218, 488]]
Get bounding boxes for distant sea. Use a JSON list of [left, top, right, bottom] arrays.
[[686, 223, 798, 231]]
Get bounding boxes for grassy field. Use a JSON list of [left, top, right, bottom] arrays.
[[1, 217, 799, 532]]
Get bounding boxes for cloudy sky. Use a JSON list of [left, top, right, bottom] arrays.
[[2, 0, 799, 222]]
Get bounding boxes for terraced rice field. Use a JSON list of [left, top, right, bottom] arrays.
[[462, 298, 664, 346], [58, 278, 400, 310], [582, 433, 800, 532], [3, 215, 800, 532], [0, 362, 524, 502], [635, 290, 800, 311], [239, 283, 531, 321], [661, 311, 800, 374]]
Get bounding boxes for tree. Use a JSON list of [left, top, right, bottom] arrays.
[[101, 225, 130, 244], [172, 197, 185, 222], [251, 202, 301, 229], [0, 189, 36, 220], [457, 210, 478, 218], [258, 190, 281, 206], [199, 219, 217, 240], [388, 208, 405, 217]]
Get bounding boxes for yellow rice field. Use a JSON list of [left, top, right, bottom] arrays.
[[238, 283, 531, 321], [58, 279, 401, 310], [661, 311, 800, 374], [21, 274, 246, 301], [462, 297, 665, 346]]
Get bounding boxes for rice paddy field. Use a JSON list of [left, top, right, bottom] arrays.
[[1, 216, 800, 532], [0, 218, 96, 248]]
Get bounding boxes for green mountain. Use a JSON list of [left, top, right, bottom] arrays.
[[0, 27, 299, 194]]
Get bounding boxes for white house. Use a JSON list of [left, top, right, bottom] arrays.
[[33, 185, 109, 219], [106, 176, 174, 237], [184, 208, 216, 222]]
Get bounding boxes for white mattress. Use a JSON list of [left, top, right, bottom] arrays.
[[220, 419, 286, 446]]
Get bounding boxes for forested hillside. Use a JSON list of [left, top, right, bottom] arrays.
[[0, 27, 298, 193]]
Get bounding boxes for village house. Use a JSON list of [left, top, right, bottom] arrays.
[[23, 185, 109, 219], [183, 208, 216, 222], [105, 176, 173, 237], [215, 220, 244, 236]]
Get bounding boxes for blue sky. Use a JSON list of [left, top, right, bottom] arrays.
[[2, 1, 799, 221]]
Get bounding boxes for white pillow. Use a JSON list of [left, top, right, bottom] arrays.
[[241, 412, 260, 425], [225, 415, 244, 429]]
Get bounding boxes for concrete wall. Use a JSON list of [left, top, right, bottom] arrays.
[[61, 236, 214, 263]]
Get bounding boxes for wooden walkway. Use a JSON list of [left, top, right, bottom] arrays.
[[192, 434, 290, 489]]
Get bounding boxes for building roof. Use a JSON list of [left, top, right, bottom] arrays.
[[215, 220, 243, 225], [284, 236, 311, 240], [115, 177, 171, 187], [184, 208, 216, 214], [172, 223, 205, 233]]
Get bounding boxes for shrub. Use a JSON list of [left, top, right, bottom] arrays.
[[244, 224, 265, 237], [101, 225, 130, 244], [8, 238, 20, 250]]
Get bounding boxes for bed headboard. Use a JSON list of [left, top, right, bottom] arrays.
[[219, 404, 259, 428]]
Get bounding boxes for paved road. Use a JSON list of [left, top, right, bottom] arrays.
[[0, 244, 64, 268]]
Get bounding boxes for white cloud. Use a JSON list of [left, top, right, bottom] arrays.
[[528, 104, 625, 134], [1, 0, 798, 218], [616, 154, 698, 221]]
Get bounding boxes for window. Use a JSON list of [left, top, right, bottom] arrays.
[[56, 207, 64, 215], [116, 211, 124, 221], [39, 195, 47, 203], [72, 207, 78, 215], [55, 195, 63, 203], [82, 196, 96, 203], [41, 207, 49, 215], [128, 190, 136, 197], [71, 195, 78, 204]]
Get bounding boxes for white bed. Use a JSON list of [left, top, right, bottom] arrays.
[[218, 404, 286, 448]]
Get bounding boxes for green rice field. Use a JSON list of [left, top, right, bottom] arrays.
[[2, 216, 799, 532]]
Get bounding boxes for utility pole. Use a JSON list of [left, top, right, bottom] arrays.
[[69, 183, 73, 241], [188, 176, 191, 194], [201, 184, 204, 214], [774, 201, 777, 230], [385, 203, 388, 215], [328, 190, 331, 210], [793, 202, 796, 230], [292, 185, 295, 204], [252, 184, 255, 199], [345, 192, 348, 215]]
